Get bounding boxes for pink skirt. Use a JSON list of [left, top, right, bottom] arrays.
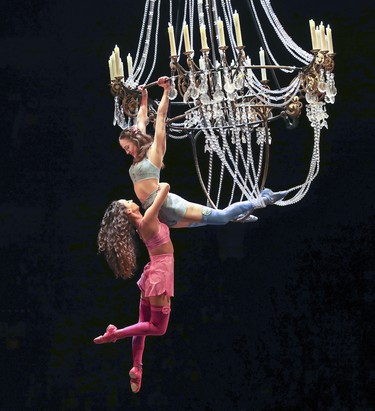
[[137, 254, 174, 297]]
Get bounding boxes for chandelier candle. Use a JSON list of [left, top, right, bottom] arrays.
[[108, 55, 115, 81], [319, 22, 327, 51], [217, 17, 226, 48], [309, 19, 317, 50], [127, 53, 133, 77], [259, 47, 267, 81], [200, 24, 208, 50], [183, 23, 192, 53], [114, 45, 124, 78], [233, 10, 243, 47], [168, 23, 177, 57], [326, 25, 334, 54]]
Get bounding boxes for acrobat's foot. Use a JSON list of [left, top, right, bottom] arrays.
[[261, 188, 288, 205], [93, 324, 118, 344], [234, 213, 258, 223], [129, 366, 143, 394]]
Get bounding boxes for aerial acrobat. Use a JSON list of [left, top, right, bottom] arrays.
[[93, 78, 287, 393]]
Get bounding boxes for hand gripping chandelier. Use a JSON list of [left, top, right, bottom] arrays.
[[107, 0, 336, 209]]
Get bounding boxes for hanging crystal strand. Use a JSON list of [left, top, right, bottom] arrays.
[[229, 131, 240, 205], [325, 72, 337, 104], [206, 144, 214, 206], [216, 126, 253, 199], [245, 127, 261, 197], [215, 129, 225, 207], [143, 0, 162, 84], [248, 75, 301, 105], [113, 96, 127, 129], [132, 0, 150, 69], [260, 0, 313, 64], [189, 0, 195, 52], [212, 0, 219, 47], [175, 1, 189, 61], [132, 0, 159, 83], [229, 109, 255, 200], [243, 108, 260, 192], [135, 0, 161, 85], [281, 123, 321, 205], [203, 115, 251, 198], [237, 110, 257, 200], [197, 0, 205, 26], [249, 0, 293, 73]]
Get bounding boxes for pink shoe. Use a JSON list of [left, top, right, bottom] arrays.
[[129, 366, 143, 393], [93, 324, 118, 344]]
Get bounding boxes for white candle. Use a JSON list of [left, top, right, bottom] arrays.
[[309, 19, 317, 49], [315, 27, 321, 50], [326, 24, 334, 53], [119, 58, 124, 77], [259, 47, 267, 81], [217, 17, 226, 48], [108, 59, 114, 81], [319, 22, 327, 51], [127, 53, 133, 76], [183, 23, 192, 53], [114, 45, 121, 77], [233, 10, 243, 47], [168, 23, 177, 56], [200, 24, 208, 49], [110, 52, 117, 77]]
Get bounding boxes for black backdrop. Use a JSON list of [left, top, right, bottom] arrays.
[[1, 1, 374, 410]]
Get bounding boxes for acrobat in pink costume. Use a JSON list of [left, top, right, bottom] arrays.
[[94, 219, 173, 394]]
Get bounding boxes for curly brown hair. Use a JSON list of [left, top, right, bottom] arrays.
[[97, 201, 137, 279]]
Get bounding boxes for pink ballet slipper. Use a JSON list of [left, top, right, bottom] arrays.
[[93, 324, 118, 344], [129, 366, 143, 393]]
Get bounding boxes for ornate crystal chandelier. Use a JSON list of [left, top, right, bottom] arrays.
[[107, 0, 336, 208]]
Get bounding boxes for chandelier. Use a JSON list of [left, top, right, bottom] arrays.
[[107, 0, 336, 209]]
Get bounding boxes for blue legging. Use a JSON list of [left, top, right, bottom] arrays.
[[190, 200, 260, 227]]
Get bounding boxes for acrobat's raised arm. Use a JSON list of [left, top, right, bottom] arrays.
[[136, 85, 149, 135], [154, 77, 170, 155]]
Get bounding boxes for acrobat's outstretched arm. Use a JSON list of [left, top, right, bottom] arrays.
[[154, 77, 170, 156], [136, 86, 148, 135]]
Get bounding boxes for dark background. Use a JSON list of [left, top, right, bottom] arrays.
[[1, 1, 374, 410]]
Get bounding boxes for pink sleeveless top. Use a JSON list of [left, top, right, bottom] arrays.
[[137, 220, 171, 251]]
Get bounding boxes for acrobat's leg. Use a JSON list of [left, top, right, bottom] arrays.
[[93, 304, 171, 344], [132, 297, 150, 370], [200, 199, 264, 226], [129, 297, 150, 394]]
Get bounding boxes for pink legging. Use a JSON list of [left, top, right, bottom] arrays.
[[122, 298, 170, 368]]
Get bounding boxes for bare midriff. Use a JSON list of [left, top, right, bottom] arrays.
[[148, 242, 174, 256], [134, 178, 159, 204]]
